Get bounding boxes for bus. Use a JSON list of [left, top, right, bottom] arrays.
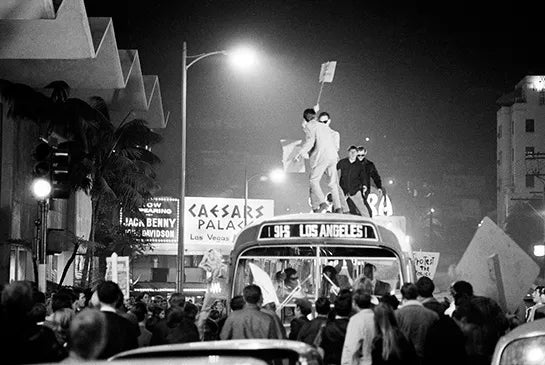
[[228, 213, 415, 323]]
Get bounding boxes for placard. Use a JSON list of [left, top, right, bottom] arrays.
[[412, 251, 440, 279], [105, 253, 130, 299]]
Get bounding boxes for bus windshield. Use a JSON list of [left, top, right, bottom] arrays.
[[234, 245, 401, 306]]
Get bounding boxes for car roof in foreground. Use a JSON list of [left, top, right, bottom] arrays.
[[110, 339, 317, 360], [492, 318, 545, 365], [45, 356, 267, 365]]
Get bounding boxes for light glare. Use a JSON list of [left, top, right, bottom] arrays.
[[269, 168, 286, 184], [228, 47, 257, 69], [32, 178, 51, 199], [534, 244, 545, 257]]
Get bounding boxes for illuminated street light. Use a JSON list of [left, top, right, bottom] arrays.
[[178, 42, 259, 292], [245, 168, 285, 226], [388, 179, 395, 185], [534, 244, 545, 257], [430, 208, 435, 214], [227, 47, 258, 70], [32, 178, 51, 200]]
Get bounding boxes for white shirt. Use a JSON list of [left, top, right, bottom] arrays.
[[341, 308, 375, 365]]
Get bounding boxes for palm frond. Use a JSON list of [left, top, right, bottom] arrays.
[[88, 96, 110, 122], [45, 80, 70, 103], [115, 119, 163, 147], [91, 176, 117, 201], [1, 80, 52, 122]]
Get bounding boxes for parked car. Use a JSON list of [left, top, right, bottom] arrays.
[[491, 318, 545, 365], [109, 339, 323, 365]]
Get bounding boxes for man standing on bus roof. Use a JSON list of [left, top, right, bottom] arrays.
[[356, 146, 383, 217], [337, 145, 370, 217], [294, 109, 343, 213]]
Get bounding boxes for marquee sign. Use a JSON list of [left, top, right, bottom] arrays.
[[184, 197, 274, 254], [120, 197, 180, 244], [259, 223, 377, 240]]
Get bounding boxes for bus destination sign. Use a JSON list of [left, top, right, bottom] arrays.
[[259, 223, 377, 240]]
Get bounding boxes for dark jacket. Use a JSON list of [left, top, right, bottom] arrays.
[[297, 315, 328, 345], [321, 317, 349, 365], [289, 316, 310, 340], [359, 158, 382, 194], [98, 311, 139, 359], [423, 315, 467, 365], [421, 297, 448, 317], [337, 158, 366, 196], [166, 317, 200, 344], [395, 301, 438, 359], [371, 331, 418, 365], [220, 303, 278, 340]]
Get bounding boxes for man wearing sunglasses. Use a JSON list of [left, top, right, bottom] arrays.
[[356, 146, 383, 217], [294, 110, 343, 213], [337, 145, 370, 217]]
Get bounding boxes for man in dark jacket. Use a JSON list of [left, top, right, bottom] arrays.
[[321, 289, 352, 365], [96, 281, 139, 359], [289, 298, 311, 340], [297, 297, 331, 345], [356, 146, 383, 217], [337, 146, 369, 216], [220, 285, 278, 339], [150, 292, 185, 345]]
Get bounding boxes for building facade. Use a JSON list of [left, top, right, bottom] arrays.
[[497, 76, 545, 227]]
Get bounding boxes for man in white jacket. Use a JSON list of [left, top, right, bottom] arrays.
[[341, 289, 375, 365], [295, 109, 343, 213]]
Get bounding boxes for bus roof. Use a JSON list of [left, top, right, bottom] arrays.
[[232, 213, 407, 258]]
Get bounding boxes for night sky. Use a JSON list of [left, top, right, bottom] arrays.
[[85, 1, 545, 228]]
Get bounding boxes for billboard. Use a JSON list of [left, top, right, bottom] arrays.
[[184, 197, 274, 255], [120, 196, 180, 247]]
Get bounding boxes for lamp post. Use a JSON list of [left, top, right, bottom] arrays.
[[244, 168, 285, 226], [177, 42, 257, 292], [31, 178, 51, 292]]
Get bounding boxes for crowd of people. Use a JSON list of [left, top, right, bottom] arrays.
[[294, 107, 383, 217], [2, 275, 542, 365]]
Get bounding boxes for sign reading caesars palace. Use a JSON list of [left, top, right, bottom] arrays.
[[183, 197, 274, 254]]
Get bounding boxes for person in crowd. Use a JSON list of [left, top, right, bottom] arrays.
[[450, 280, 508, 361], [262, 301, 287, 339], [150, 292, 185, 345], [416, 276, 448, 316], [371, 303, 418, 365], [526, 285, 545, 322], [356, 146, 383, 217], [452, 299, 489, 365], [294, 109, 343, 213], [72, 288, 91, 313], [297, 297, 331, 345], [130, 302, 152, 347], [354, 263, 391, 296], [379, 294, 400, 310], [64, 309, 107, 362], [203, 309, 221, 341], [341, 289, 375, 365], [395, 283, 438, 362], [321, 288, 352, 365], [282, 267, 306, 300], [220, 285, 278, 339], [337, 145, 370, 216], [46, 307, 75, 349], [289, 298, 312, 340], [96, 281, 139, 359], [1, 281, 65, 364], [166, 302, 200, 344], [419, 277, 467, 365]]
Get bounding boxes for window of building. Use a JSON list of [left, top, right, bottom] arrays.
[[526, 146, 535, 157], [540, 91, 545, 105], [526, 119, 535, 132], [526, 174, 535, 188], [498, 125, 502, 139]]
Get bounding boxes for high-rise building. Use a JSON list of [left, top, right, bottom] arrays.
[[497, 76, 545, 227]]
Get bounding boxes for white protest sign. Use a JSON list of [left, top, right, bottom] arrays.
[[281, 139, 305, 173], [184, 197, 274, 254], [319, 61, 337, 83], [106, 253, 130, 299], [412, 251, 440, 279]]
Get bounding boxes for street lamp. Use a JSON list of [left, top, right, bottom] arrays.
[[178, 42, 257, 292], [31, 178, 51, 293], [244, 168, 286, 226]]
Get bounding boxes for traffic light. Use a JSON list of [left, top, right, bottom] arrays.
[[32, 142, 51, 179], [50, 142, 71, 199]]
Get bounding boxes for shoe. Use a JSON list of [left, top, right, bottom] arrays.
[[333, 208, 342, 214], [318, 203, 329, 213]]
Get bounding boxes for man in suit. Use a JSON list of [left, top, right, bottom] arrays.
[[96, 281, 139, 359], [297, 297, 331, 345], [295, 109, 343, 213], [354, 263, 391, 296], [289, 298, 311, 340], [356, 146, 383, 217]]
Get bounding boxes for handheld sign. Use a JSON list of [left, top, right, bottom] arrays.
[[412, 251, 440, 279], [317, 61, 337, 105], [259, 222, 377, 240]]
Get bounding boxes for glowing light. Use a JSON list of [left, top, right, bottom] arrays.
[[31, 178, 51, 199], [388, 179, 395, 185], [526, 346, 545, 364], [269, 168, 286, 184], [430, 208, 435, 214], [228, 47, 257, 69], [365, 137, 370, 142], [534, 244, 545, 257]]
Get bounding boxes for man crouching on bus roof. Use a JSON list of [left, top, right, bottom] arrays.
[[294, 108, 343, 213]]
